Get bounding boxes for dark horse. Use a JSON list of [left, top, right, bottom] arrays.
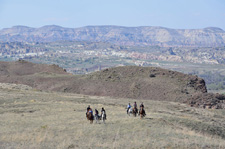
[[86, 109, 94, 124], [139, 107, 146, 119], [132, 107, 138, 117]]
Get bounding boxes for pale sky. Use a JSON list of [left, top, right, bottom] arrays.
[[0, 0, 225, 30]]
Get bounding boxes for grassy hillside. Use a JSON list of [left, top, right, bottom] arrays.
[[0, 61, 207, 102], [0, 84, 225, 148]]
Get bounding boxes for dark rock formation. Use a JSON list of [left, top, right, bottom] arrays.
[[185, 93, 225, 109]]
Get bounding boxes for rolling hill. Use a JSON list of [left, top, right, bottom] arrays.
[[0, 60, 224, 109]]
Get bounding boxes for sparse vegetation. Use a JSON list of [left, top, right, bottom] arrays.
[[0, 85, 225, 148], [149, 74, 156, 77]]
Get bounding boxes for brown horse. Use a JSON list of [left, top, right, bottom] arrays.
[[86, 109, 94, 124], [132, 107, 138, 117], [139, 107, 146, 119]]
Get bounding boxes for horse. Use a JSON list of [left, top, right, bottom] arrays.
[[139, 107, 146, 119], [86, 109, 94, 124], [132, 107, 138, 117], [94, 114, 101, 124], [127, 108, 132, 116], [101, 111, 106, 124]]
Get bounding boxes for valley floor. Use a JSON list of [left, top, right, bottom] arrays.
[[0, 84, 225, 149]]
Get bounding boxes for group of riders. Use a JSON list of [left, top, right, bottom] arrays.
[[127, 101, 146, 116], [86, 105, 107, 120], [86, 101, 146, 123]]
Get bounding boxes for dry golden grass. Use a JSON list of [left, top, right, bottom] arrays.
[[0, 86, 225, 149]]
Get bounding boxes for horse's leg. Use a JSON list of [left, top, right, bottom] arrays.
[[141, 113, 143, 118], [97, 115, 99, 122], [102, 115, 105, 124], [91, 115, 94, 124], [95, 116, 97, 123]]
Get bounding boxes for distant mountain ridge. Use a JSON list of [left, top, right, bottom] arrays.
[[0, 25, 225, 47]]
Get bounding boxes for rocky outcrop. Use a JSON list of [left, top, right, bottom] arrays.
[[185, 93, 225, 109], [186, 77, 207, 93], [0, 25, 225, 47]]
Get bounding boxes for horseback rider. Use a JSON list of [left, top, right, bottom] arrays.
[[140, 102, 144, 109], [139, 102, 146, 116], [86, 105, 93, 116], [127, 103, 131, 114], [134, 101, 137, 111], [101, 107, 106, 120], [95, 109, 99, 117], [87, 105, 90, 111]]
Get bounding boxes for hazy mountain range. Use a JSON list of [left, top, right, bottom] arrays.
[[0, 25, 225, 47]]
